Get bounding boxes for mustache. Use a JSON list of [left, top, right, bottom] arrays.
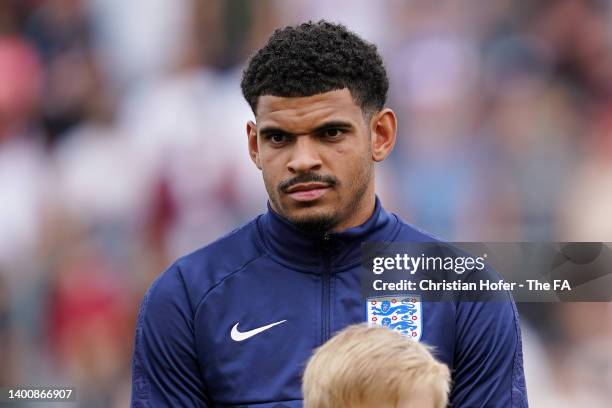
[[278, 173, 339, 193]]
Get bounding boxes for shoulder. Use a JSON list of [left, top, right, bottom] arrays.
[[148, 216, 266, 313], [392, 213, 445, 243]]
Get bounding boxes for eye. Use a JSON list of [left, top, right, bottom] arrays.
[[267, 133, 290, 144], [322, 128, 345, 139], [271, 134, 286, 143]]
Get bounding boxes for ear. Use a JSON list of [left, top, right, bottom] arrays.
[[370, 108, 397, 162], [247, 120, 262, 170]]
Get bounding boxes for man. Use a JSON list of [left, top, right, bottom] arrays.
[[131, 21, 528, 407]]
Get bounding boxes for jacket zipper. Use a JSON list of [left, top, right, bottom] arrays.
[[321, 233, 332, 344]]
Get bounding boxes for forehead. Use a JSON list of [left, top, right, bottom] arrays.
[[255, 88, 364, 132]]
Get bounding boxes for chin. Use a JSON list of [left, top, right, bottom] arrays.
[[286, 202, 332, 218], [286, 207, 339, 234]]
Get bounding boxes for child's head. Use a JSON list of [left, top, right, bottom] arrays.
[[302, 323, 450, 408]]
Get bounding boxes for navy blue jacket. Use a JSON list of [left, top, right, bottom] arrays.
[[131, 199, 528, 407]]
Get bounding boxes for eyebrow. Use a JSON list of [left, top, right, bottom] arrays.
[[258, 120, 354, 138]]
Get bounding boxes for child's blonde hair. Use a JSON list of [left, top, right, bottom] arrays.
[[302, 323, 450, 408]]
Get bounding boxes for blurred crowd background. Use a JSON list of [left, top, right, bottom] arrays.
[[1, 0, 611, 406]]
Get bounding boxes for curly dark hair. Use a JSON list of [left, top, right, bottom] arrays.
[[241, 20, 389, 115]]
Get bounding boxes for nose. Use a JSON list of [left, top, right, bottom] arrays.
[[286, 136, 322, 174]]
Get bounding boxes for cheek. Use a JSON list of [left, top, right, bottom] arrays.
[[260, 151, 282, 176], [260, 153, 289, 188], [261, 165, 279, 187], [334, 145, 370, 173]]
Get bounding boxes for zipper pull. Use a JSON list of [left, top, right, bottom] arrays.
[[321, 232, 333, 257], [322, 232, 332, 249]]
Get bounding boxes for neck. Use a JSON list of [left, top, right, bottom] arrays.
[[260, 194, 396, 271], [331, 186, 376, 233]]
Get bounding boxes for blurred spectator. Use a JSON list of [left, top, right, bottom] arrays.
[[25, 0, 94, 146], [87, 0, 191, 86], [47, 241, 134, 407], [559, 107, 612, 240], [0, 35, 46, 269]]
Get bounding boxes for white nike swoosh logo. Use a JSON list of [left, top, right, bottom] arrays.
[[230, 320, 287, 342]]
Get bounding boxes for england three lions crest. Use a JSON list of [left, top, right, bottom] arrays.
[[366, 295, 422, 341]]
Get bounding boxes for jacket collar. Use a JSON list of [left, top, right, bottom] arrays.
[[257, 196, 400, 272]]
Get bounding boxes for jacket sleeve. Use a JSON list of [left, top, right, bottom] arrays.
[[450, 296, 528, 407], [131, 264, 210, 407]]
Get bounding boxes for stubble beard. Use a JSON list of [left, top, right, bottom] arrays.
[[265, 160, 373, 236]]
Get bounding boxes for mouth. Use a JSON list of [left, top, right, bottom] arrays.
[[285, 182, 331, 202]]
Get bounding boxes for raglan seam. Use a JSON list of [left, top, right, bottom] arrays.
[[174, 263, 212, 400], [172, 218, 265, 320], [510, 298, 526, 407], [192, 252, 267, 321], [176, 263, 195, 316]]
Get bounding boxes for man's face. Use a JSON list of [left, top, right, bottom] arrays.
[[247, 89, 376, 233]]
